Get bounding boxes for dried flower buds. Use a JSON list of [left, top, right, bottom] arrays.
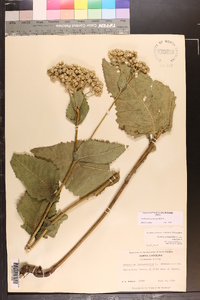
[[108, 49, 150, 74], [47, 62, 103, 96]]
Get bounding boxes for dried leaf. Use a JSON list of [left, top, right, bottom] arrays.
[[66, 97, 89, 125], [10, 154, 59, 202], [17, 192, 67, 239], [38, 214, 68, 239], [31, 141, 82, 182], [65, 162, 116, 197], [75, 140, 125, 164], [102, 58, 120, 98], [31, 140, 126, 197], [102, 59, 176, 138], [118, 72, 127, 91], [71, 90, 84, 109], [66, 90, 89, 125]]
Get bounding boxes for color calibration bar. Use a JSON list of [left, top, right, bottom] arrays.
[[5, 0, 130, 21]]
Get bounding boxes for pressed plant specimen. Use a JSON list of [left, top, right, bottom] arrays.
[[11, 62, 126, 254], [10, 49, 176, 279]]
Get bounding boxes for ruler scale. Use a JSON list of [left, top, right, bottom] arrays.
[[5, 0, 130, 35]]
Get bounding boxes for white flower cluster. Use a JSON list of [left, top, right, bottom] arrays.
[[108, 49, 149, 74], [47, 61, 103, 96]]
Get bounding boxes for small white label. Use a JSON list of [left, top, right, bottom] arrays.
[[144, 227, 184, 248], [11, 259, 20, 290], [138, 212, 183, 226]]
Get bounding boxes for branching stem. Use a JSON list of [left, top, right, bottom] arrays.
[[26, 172, 120, 251], [24, 202, 53, 252], [20, 131, 162, 278], [24, 105, 80, 251]]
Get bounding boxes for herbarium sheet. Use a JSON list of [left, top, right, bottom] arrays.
[[5, 35, 187, 293]]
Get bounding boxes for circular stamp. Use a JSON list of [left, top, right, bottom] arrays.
[[153, 39, 179, 67]]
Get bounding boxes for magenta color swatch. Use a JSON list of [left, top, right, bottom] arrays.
[[60, 0, 74, 9], [116, 8, 129, 19], [47, 0, 60, 10]]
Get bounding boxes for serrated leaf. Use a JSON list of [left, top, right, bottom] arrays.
[[11, 154, 59, 202], [102, 58, 120, 98], [31, 140, 126, 197], [17, 192, 67, 239], [31, 141, 82, 182], [17, 192, 49, 236], [65, 162, 116, 197], [40, 214, 68, 239], [75, 140, 125, 164], [66, 97, 89, 125], [71, 90, 84, 109], [102, 59, 176, 138], [118, 72, 127, 91]]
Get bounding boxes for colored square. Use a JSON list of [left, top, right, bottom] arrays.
[[5, 1, 19, 11], [60, 0, 74, 9], [75, 9, 88, 19], [102, 8, 115, 19], [60, 10, 74, 19], [5, 11, 20, 21], [33, 0, 46, 20], [88, 0, 101, 9], [47, 0, 60, 10], [116, 0, 130, 8], [102, 0, 115, 9], [75, 0, 87, 9], [19, 0, 33, 11], [88, 9, 101, 19], [20, 10, 33, 20], [116, 8, 130, 19], [47, 10, 61, 20]]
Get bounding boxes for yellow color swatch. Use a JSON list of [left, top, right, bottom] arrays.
[[75, 0, 88, 9], [75, 9, 88, 19]]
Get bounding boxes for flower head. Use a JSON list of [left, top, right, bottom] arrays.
[[47, 61, 103, 96], [108, 49, 149, 74]]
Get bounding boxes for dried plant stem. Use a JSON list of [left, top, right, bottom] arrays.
[[20, 131, 162, 278], [24, 202, 53, 252], [90, 73, 134, 139], [26, 172, 120, 251], [25, 108, 80, 251], [74, 108, 79, 152]]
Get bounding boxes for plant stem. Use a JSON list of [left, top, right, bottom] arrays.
[[26, 172, 120, 251], [74, 108, 79, 153], [20, 131, 162, 278], [24, 106, 80, 251], [24, 71, 132, 252], [90, 73, 134, 139], [24, 202, 53, 252]]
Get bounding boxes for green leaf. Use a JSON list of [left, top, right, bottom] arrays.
[[102, 58, 120, 98], [117, 64, 131, 91], [10, 154, 59, 202], [102, 59, 176, 138], [118, 72, 127, 91], [31, 140, 126, 197], [17, 192, 67, 239], [71, 90, 84, 109], [17, 192, 49, 236], [31, 141, 81, 182], [65, 162, 116, 197], [37, 213, 68, 239], [75, 140, 126, 164], [66, 90, 89, 125]]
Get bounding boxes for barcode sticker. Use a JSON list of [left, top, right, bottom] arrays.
[[11, 259, 20, 289]]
